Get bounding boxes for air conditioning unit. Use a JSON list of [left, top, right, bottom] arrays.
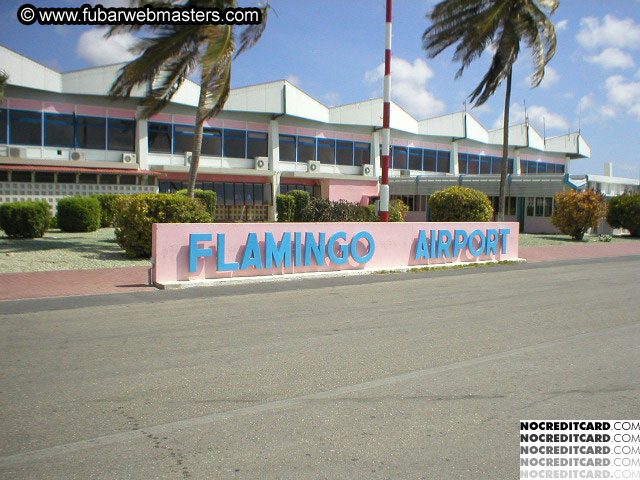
[[184, 152, 192, 166], [362, 164, 373, 176], [9, 147, 26, 159], [399, 170, 411, 176], [254, 156, 268, 170], [307, 160, 320, 173], [121, 153, 137, 164], [71, 151, 86, 161]]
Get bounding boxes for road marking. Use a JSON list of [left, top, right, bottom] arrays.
[[1, 322, 636, 467]]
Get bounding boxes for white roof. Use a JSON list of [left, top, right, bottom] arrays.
[[1, 44, 589, 157]]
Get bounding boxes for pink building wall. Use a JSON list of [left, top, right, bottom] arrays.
[[523, 216, 560, 234], [325, 179, 379, 206], [152, 221, 520, 283]]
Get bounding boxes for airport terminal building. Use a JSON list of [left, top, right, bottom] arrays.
[[2, 45, 635, 233]]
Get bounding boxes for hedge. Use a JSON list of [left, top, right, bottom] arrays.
[[92, 194, 122, 228], [0, 201, 51, 238], [114, 193, 212, 258], [429, 186, 493, 222], [288, 190, 312, 221], [176, 189, 217, 220], [277, 194, 405, 223], [57, 196, 101, 232], [276, 194, 295, 222], [606, 193, 640, 237]]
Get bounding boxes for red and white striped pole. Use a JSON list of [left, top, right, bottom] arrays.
[[379, 0, 392, 222]]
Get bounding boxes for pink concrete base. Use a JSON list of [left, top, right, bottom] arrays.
[[152, 222, 520, 283]]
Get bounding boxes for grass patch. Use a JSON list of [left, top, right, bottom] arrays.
[[373, 259, 522, 275], [519, 233, 637, 248]]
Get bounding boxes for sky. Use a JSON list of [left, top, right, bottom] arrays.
[[1, 0, 640, 178]]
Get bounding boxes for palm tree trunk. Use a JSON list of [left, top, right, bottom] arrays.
[[498, 68, 512, 222], [187, 80, 209, 198]]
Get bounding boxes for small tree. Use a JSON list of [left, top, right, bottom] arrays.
[[606, 193, 640, 237], [551, 190, 607, 241], [429, 186, 493, 222]]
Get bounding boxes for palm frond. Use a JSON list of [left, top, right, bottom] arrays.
[[235, 3, 270, 58]]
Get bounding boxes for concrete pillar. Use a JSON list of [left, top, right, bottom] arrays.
[[514, 149, 522, 176], [135, 111, 149, 170], [268, 119, 280, 172], [268, 172, 280, 221], [267, 119, 280, 221], [450, 140, 459, 175], [565, 155, 571, 175], [371, 130, 381, 178], [604, 162, 613, 177]]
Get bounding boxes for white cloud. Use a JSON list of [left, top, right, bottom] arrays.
[[493, 103, 569, 132], [578, 93, 595, 113], [577, 93, 618, 123], [526, 65, 560, 89], [364, 57, 445, 119], [586, 48, 635, 70], [323, 92, 342, 107], [605, 75, 640, 120], [285, 75, 301, 87], [576, 15, 640, 50], [77, 27, 136, 66], [556, 20, 568, 31]]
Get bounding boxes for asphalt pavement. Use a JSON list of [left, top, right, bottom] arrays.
[[1, 256, 639, 479]]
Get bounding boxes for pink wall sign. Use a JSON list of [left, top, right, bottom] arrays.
[[152, 222, 520, 284]]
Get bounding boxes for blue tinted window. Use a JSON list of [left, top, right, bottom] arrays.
[[336, 140, 354, 166], [223, 129, 246, 158], [76, 116, 105, 149], [0, 109, 8, 144], [354, 142, 370, 166], [148, 122, 172, 153], [279, 134, 296, 161], [10, 110, 42, 146], [392, 146, 408, 170], [107, 118, 135, 151]]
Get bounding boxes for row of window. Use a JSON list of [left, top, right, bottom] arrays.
[[459, 153, 515, 175], [488, 196, 518, 216], [0, 109, 135, 151], [521, 160, 565, 174], [159, 181, 274, 206], [279, 135, 371, 167], [526, 197, 554, 217], [390, 146, 451, 173], [149, 122, 268, 158], [0, 170, 147, 185], [0, 109, 566, 175]]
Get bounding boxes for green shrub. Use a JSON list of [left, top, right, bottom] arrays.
[[551, 189, 607, 241], [0, 201, 51, 238], [389, 199, 409, 222], [429, 186, 493, 222], [306, 198, 379, 222], [114, 193, 212, 258], [288, 189, 312, 221], [606, 193, 640, 237], [176, 189, 217, 220], [92, 194, 122, 227], [57, 196, 101, 232], [49, 215, 59, 229], [276, 194, 295, 222]]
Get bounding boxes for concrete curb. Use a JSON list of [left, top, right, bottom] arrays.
[[154, 258, 528, 290]]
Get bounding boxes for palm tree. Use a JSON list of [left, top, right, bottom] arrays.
[[423, 0, 558, 220], [0, 70, 8, 101], [108, 0, 268, 197]]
